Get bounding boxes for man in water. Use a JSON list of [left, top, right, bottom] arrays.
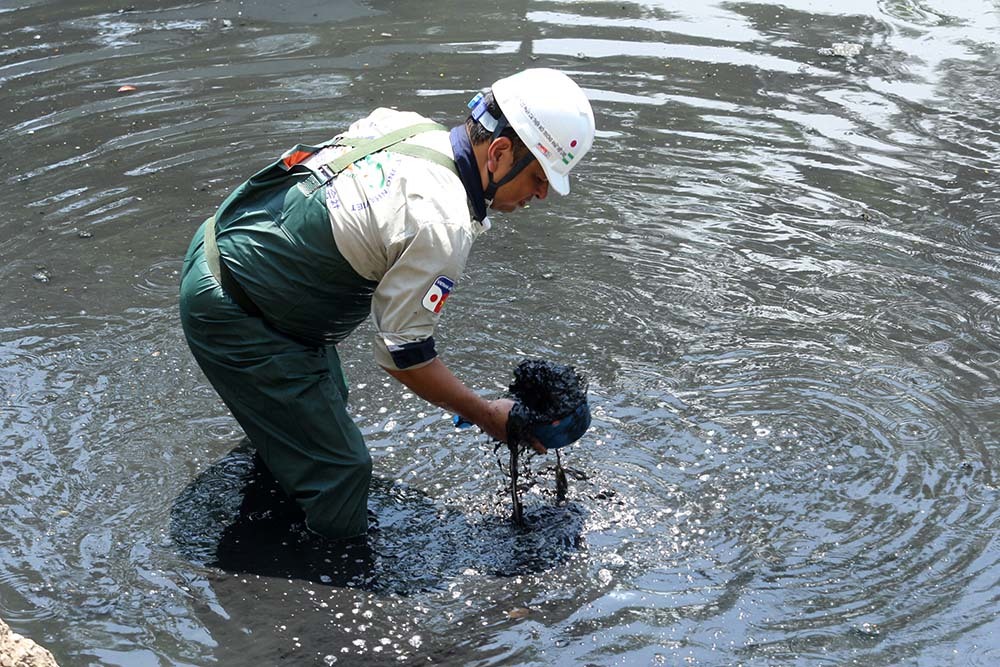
[[179, 68, 596, 538]]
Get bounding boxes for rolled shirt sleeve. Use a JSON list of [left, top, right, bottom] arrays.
[[371, 195, 476, 371]]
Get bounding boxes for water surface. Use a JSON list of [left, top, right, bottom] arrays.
[[2, 0, 999, 664]]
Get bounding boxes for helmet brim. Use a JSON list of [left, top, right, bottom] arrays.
[[532, 153, 570, 195]]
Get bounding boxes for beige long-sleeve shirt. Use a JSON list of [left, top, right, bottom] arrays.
[[303, 108, 488, 370]]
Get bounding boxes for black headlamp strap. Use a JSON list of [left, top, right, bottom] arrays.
[[484, 150, 536, 200]]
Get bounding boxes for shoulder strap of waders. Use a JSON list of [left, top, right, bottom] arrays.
[[298, 122, 458, 196], [202, 215, 264, 318], [381, 143, 460, 175]]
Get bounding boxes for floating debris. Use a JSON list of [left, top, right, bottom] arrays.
[[78, 230, 93, 238], [818, 42, 863, 58], [852, 622, 882, 638], [116, 84, 138, 94], [32, 267, 50, 283], [507, 607, 531, 620]]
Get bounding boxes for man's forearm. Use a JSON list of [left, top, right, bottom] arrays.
[[384, 358, 509, 441]]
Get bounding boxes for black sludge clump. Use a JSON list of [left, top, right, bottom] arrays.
[[506, 359, 589, 447], [500, 360, 590, 528]]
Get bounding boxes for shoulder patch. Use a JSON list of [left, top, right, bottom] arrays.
[[421, 276, 455, 314]]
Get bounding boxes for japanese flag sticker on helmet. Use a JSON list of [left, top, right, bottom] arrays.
[[491, 68, 596, 196]]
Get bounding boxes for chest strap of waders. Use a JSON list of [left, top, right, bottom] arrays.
[[294, 122, 459, 196], [202, 215, 264, 318]]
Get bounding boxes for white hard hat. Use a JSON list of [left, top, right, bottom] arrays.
[[491, 68, 595, 196]]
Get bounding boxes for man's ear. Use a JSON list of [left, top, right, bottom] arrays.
[[487, 136, 513, 172]]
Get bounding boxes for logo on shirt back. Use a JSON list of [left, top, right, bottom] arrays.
[[422, 276, 455, 314]]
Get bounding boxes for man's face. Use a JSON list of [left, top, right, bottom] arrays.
[[489, 148, 550, 213]]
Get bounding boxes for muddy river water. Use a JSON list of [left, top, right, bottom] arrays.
[[2, 0, 999, 665]]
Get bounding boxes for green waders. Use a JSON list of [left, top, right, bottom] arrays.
[[179, 123, 458, 539]]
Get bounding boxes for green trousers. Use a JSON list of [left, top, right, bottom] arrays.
[[179, 219, 371, 538]]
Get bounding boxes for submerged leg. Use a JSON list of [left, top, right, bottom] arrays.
[[180, 224, 371, 538]]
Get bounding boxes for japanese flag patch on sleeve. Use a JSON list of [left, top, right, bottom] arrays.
[[421, 275, 455, 314]]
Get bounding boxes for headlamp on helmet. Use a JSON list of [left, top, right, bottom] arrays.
[[468, 92, 501, 133]]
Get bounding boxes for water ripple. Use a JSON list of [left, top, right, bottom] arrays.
[[133, 258, 182, 296]]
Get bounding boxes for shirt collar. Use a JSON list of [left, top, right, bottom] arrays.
[[449, 125, 489, 225]]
